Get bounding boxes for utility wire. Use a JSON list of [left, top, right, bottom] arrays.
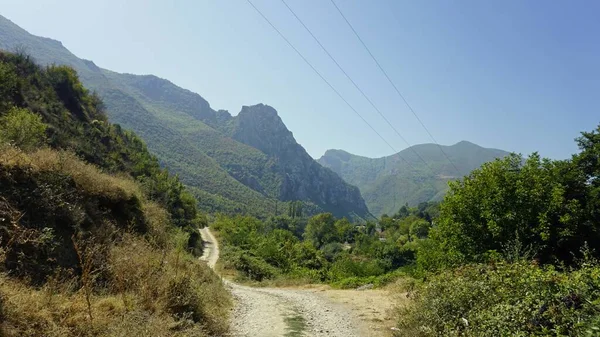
[[329, 0, 462, 175], [280, 0, 434, 172], [245, 0, 417, 169]]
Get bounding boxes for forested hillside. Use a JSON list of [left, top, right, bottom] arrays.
[[0, 14, 369, 219], [319, 141, 510, 215], [0, 51, 230, 336]]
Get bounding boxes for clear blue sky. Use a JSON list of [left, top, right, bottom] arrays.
[[1, 0, 599, 159]]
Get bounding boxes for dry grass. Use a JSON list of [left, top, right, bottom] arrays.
[[0, 227, 231, 337], [0, 145, 232, 336], [0, 274, 200, 337], [143, 201, 171, 248], [0, 145, 142, 201], [108, 232, 231, 335]]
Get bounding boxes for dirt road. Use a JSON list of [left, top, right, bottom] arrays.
[[199, 228, 396, 337]]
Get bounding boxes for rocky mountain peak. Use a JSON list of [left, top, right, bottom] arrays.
[[231, 104, 370, 218], [232, 104, 296, 157]]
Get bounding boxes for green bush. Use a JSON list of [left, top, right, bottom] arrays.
[[320, 242, 344, 262], [328, 254, 386, 280], [410, 219, 431, 239], [331, 271, 402, 289], [254, 229, 298, 271], [286, 267, 326, 283], [220, 243, 279, 281], [420, 150, 599, 271], [290, 241, 327, 270], [235, 254, 279, 281], [397, 261, 600, 336], [0, 107, 47, 151]]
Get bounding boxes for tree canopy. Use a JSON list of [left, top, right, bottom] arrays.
[[419, 131, 600, 271]]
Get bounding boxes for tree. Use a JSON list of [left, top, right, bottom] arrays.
[[365, 221, 377, 236], [334, 218, 356, 243], [573, 125, 600, 227], [410, 219, 431, 239], [256, 229, 298, 270], [46, 65, 89, 120], [288, 201, 303, 218], [420, 152, 592, 270], [395, 204, 410, 219], [320, 242, 344, 262], [291, 241, 326, 270], [266, 216, 305, 239], [0, 61, 19, 112], [397, 215, 420, 236], [379, 214, 396, 231], [304, 213, 337, 248]]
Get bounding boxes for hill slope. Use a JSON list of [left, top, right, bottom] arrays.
[[319, 141, 510, 216], [0, 14, 368, 218], [0, 51, 230, 336]]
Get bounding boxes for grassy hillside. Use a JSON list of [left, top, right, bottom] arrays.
[[0, 51, 230, 336], [319, 141, 510, 216], [0, 14, 369, 219]]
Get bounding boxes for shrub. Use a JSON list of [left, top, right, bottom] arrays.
[[286, 267, 326, 283], [109, 232, 230, 335], [409, 219, 431, 239], [421, 152, 596, 270], [166, 277, 203, 321], [290, 241, 327, 270], [142, 201, 171, 249], [234, 253, 279, 281], [0, 61, 18, 112], [0, 107, 47, 151], [186, 230, 203, 257], [328, 254, 386, 281], [396, 261, 600, 336], [332, 272, 403, 289], [321, 242, 344, 262]]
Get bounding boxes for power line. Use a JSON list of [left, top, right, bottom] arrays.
[[329, 0, 462, 175], [280, 0, 434, 172], [244, 0, 417, 169]]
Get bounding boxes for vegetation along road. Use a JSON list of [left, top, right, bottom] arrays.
[[199, 227, 394, 337]]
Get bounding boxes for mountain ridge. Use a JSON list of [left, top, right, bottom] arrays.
[[319, 141, 511, 216], [0, 14, 369, 218]]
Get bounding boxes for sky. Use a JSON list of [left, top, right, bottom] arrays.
[[1, 0, 599, 159]]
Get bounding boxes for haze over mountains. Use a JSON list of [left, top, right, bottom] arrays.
[[0, 14, 368, 219], [319, 141, 510, 216]]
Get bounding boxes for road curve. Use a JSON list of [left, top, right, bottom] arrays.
[[199, 227, 365, 337]]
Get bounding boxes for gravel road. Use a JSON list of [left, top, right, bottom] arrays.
[[199, 227, 366, 337]]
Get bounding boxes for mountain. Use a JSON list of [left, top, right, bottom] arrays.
[[0, 14, 369, 219], [318, 141, 511, 216], [229, 104, 367, 217]]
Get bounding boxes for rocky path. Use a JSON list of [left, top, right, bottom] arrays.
[[199, 228, 370, 337]]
